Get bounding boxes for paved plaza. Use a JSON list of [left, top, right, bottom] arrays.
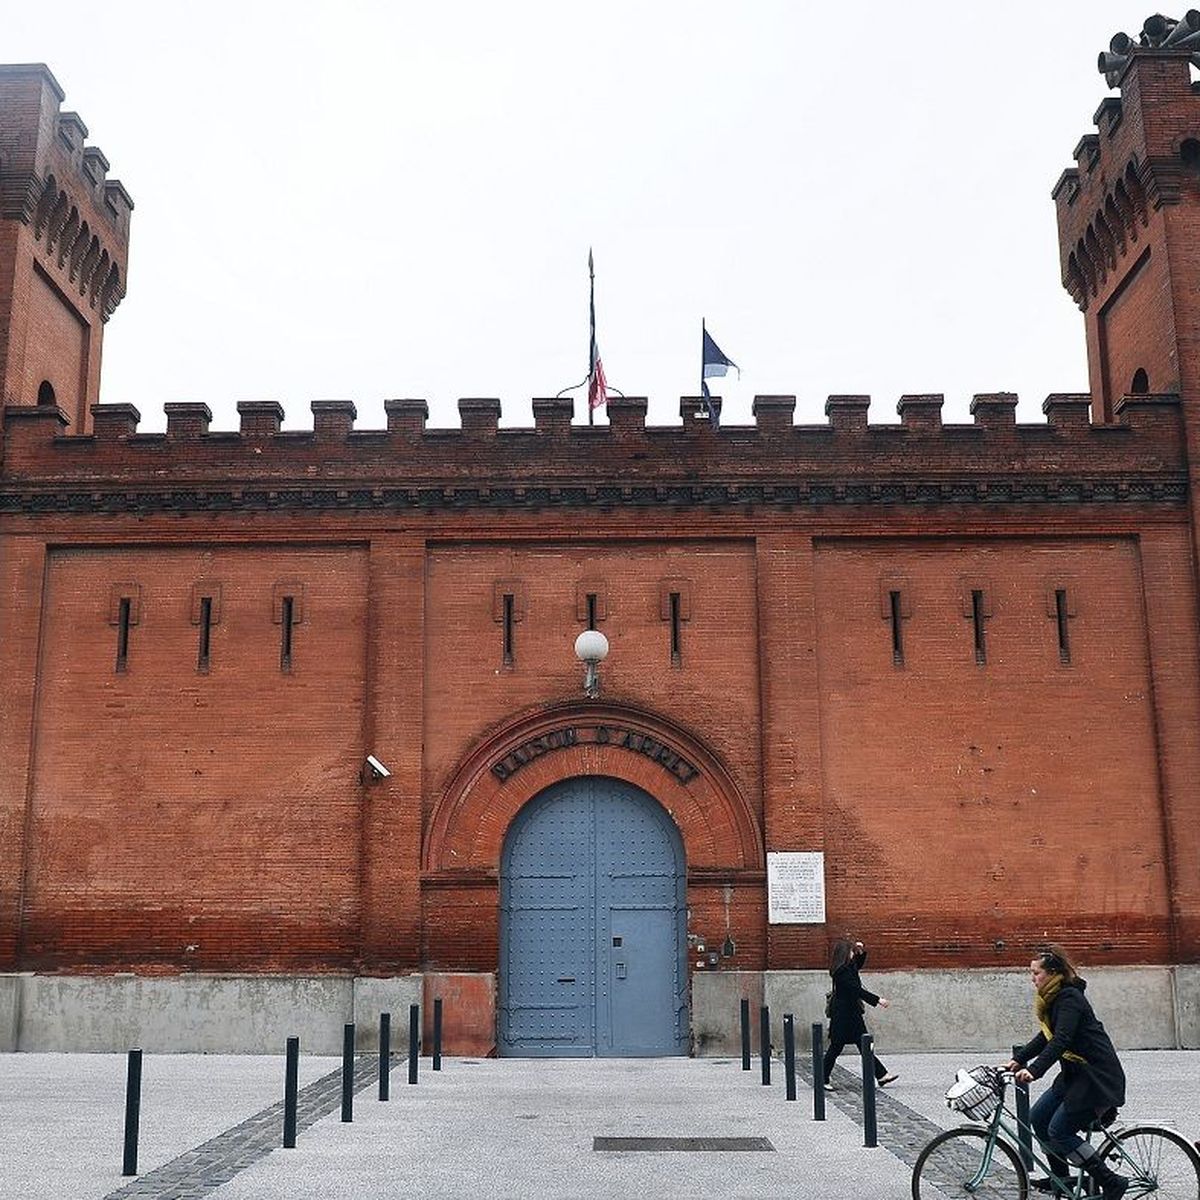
[[1, 1049, 1196, 1199]]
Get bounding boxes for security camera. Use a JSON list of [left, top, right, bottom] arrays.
[[364, 754, 391, 780]]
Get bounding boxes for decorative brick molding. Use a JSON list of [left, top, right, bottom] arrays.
[[0, 474, 1187, 516], [423, 700, 763, 877]]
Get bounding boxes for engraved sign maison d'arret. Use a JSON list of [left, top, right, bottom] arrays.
[[491, 725, 701, 785]]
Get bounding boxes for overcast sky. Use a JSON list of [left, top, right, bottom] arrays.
[[7, 1, 1177, 432]]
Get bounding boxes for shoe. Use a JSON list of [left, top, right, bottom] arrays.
[[1031, 1154, 1076, 1193], [877, 1073, 899, 1087], [1084, 1160, 1129, 1200], [1030, 1177, 1076, 1194], [823, 1083, 834, 1091]]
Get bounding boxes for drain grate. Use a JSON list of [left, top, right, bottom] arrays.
[[593, 1136, 775, 1152]]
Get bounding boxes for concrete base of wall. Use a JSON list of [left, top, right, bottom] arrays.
[[1, 973, 20, 1052], [3, 966, 1195, 1054], [696, 966, 1194, 1055], [690, 971, 764, 1056], [0, 974, 421, 1054], [1174, 964, 1200, 1048]]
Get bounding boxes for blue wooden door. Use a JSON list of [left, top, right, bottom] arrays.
[[499, 776, 687, 1057]]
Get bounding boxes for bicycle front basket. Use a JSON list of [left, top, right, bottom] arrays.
[[945, 1067, 1002, 1122]]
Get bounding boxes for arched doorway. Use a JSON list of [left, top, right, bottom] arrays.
[[498, 775, 687, 1057]]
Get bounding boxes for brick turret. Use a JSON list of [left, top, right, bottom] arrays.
[[0, 64, 133, 438], [1054, 15, 1200, 424]]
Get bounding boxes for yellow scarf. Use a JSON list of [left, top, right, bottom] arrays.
[[1035, 974, 1087, 1065]]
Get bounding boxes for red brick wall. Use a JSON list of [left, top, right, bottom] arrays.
[[813, 537, 1170, 967], [0, 224, 28, 411], [1096, 242, 1178, 404], [0, 538, 47, 965], [358, 536, 426, 972], [1137, 526, 1200, 958], [23, 263, 87, 414], [422, 540, 762, 825], [19, 543, 368, 971], [1, 518, 1197, 976], [757, 533, 828, 969], [0, 225, 14, 388]]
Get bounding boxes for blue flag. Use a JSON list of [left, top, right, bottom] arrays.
[[701, 323, 738, 427]]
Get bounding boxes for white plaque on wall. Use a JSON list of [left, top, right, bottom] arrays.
[[767, 851, 826, 924]]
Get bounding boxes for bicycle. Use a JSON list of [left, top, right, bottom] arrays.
[[911, 1065, 1200, 1199]]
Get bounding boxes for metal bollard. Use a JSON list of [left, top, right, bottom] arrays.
[[860, 1033, 878, 1148], [811, 1023, 826, 1121], [433, 997, 443, 1071], [408, 1003, 420, 1084], [783, 1014, 797, 1101], [740, 998, 751, 1071], [1013, 1044, 1033, 1170], [759, 1005, 771, 1085], [283, 1036, 299, 1148], [121, 1049, 142, 1176], [379, 1012, 391, 1101], [341, 1023, 355, 1122]]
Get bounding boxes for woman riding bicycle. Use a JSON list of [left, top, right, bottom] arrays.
[[1005, 945, 1128, 1200]]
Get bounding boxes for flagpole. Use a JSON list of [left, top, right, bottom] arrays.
[[700, 317, 705, 402], [588, 249, 596, 427]]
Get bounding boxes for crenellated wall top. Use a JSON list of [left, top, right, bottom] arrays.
[[0, 64, 132, 325], [1053, 23, 1200, 311], [0, 392, 1187, 515], [0, 64, 133, 230]]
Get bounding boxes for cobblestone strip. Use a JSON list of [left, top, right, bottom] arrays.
[[103, 1053, 391, 1200], [814, 1061, 1021, 1197]]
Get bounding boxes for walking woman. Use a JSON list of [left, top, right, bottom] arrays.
[[1006, 945, 1128, 1200], [822, 937, 897, 1091]]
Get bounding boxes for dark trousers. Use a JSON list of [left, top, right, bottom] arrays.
[[823, 1036, 887, 1083], [1029, 1088, 1093, 1160]]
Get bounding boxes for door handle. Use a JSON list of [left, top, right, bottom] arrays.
[[556, 976, 575, 983]]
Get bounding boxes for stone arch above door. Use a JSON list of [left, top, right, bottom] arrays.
[[424, 701, 763, 875]]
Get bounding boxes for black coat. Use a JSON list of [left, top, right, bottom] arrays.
[[828, 948, 881, 1044], [1015, 978, 1126, 1112]]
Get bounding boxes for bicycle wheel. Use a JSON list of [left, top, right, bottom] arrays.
[[912, 1126, 1029, 1199], [1105, 1125, 1200, 1200]]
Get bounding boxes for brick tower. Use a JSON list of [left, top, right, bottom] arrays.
[[1053, 14, 1200, 426], [0, 64, 132, 436]]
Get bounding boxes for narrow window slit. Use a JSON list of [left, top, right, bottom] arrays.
[[280, 595, 295, 672], [115, 597, 131, 673], [889, 590, 904, 665], [669, 592, 682, 665], [1055, 589, 1071, 664], [197, 596, 213, 671], [586, 593, 597, 632], [502, 593, 515, 666], [971, 589, 987, 665]]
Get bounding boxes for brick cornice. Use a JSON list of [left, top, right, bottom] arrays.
[[0, 473, 1186, 516]]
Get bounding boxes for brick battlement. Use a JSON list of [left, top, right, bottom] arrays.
[[0, 65, 133, 235], [1, 63, 134, 433], [1053, 48, 1200, 312], [0, 393, 1185, 508]]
